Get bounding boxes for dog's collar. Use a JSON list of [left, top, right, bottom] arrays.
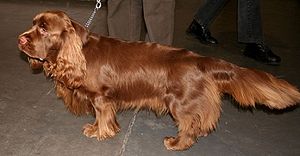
[[38, 58, 45, 62]]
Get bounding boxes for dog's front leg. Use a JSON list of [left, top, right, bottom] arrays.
[[82, 96, 120, 140]]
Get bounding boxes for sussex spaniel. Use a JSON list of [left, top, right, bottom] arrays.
[[18, 11, 300, 151]]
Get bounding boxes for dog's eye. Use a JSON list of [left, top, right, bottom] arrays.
[[39, 23, 43, 28], [39, 23, 47, 34], [40, 27, 47, 33]]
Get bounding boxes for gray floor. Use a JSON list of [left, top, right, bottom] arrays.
[[1, 0, 299, 156]]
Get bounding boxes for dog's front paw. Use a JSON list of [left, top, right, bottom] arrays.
[[164, 136, 179, 150], [82, 123, 120, 141], [83, 123, 98, 138], [163, 136, 194, 151], [97, 127, 119, 140]]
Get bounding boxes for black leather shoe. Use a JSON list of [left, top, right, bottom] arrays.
[[243, 43, 281, 65], [186, 20, 218, 45]]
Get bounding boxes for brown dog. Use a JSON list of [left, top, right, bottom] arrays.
[[18, 11, 300, 150]]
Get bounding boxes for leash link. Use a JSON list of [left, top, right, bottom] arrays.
[[85, 0, 102, 28]]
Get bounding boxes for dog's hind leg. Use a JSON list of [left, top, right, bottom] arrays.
[[164, 78, 222, 150]]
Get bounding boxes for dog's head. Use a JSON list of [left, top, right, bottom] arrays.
[[18, 10, 88, 68]]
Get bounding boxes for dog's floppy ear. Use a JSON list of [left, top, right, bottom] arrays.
[[54, 14, 86, 88], [71, 19, 89, 44]]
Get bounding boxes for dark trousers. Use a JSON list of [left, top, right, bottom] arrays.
[[194, 0, 263, 43], [107, 0, 175, 45]]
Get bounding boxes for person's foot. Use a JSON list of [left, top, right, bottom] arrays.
[[243, 43, 281, 65], [186, 20, 218, 45]]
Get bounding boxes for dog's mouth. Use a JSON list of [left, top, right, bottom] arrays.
[[18, 36, 47, 62], [18, 45, 46, 62], [20, 50, 46, 62], [28, 55, 45, 62], [19, 49, 45, 71]]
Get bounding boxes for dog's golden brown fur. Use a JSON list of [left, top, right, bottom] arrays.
[[18, 11, 300, 150]]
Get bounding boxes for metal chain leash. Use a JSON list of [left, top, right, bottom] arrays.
[[85, 0, 102, 28]]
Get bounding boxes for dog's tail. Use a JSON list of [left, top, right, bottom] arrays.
[[224, 66, 300, 109], [201, 57, 300, 109]]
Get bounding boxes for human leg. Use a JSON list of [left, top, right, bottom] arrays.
[[107, 0, 143, 41], [238, 0, 281, 65], [143, 0, 175, 45], [187, 0, 228, 45]]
